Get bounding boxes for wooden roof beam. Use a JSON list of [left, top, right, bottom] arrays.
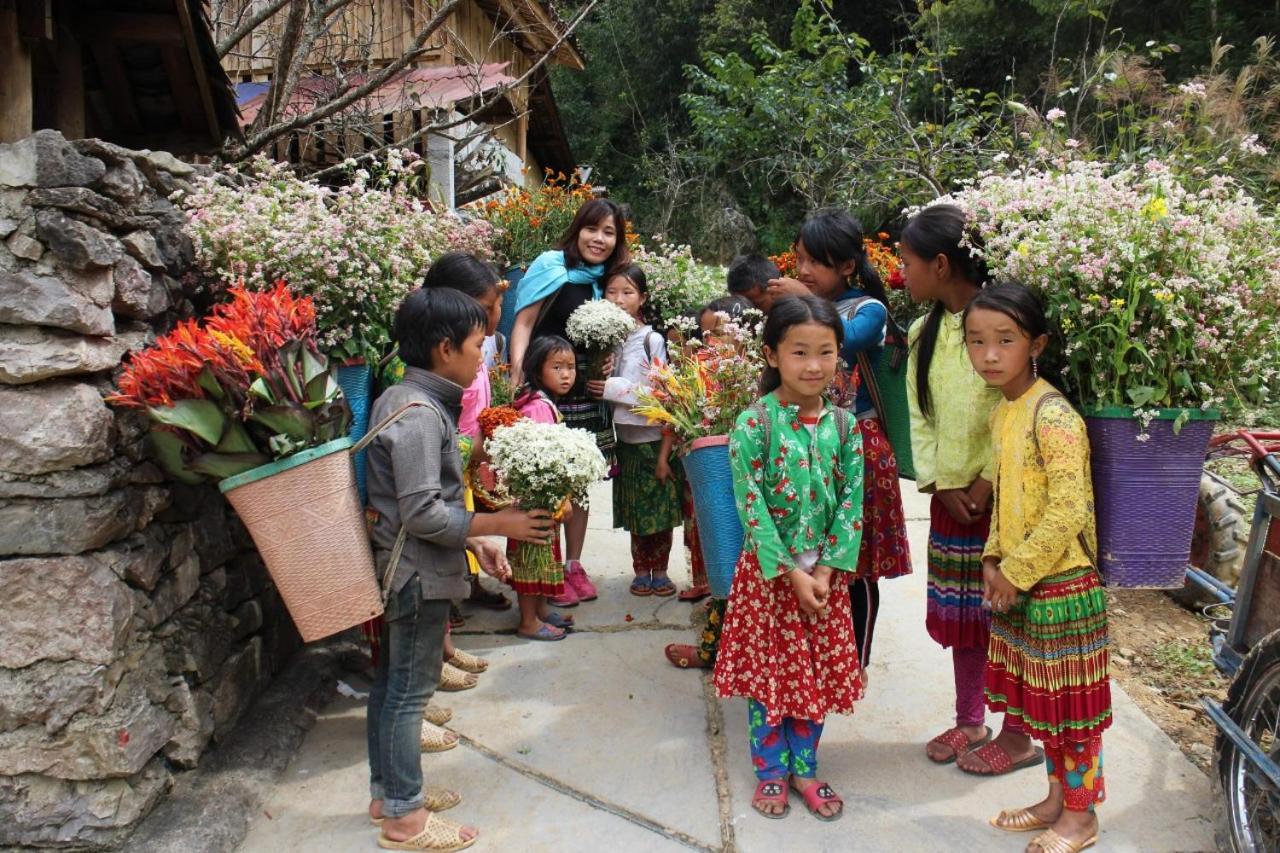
[[75, 13, 186, 45], [173, 0, 221, 144]]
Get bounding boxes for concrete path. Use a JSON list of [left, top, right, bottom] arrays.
[[239, 482, 1216, 852]]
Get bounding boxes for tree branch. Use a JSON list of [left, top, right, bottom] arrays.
[[230, 0, 466, 160], [216, 0, 292, 59]]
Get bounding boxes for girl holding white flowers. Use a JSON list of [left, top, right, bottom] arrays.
[[600, 265, 686, 596]]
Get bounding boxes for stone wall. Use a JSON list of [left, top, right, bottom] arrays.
[[0, 131, 299, 849]]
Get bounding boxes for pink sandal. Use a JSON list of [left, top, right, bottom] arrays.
[[791, 778, 843, 821], [751, 778, 790, 819]]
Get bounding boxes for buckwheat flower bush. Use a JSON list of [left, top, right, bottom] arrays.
[[564, 299, 636, 377], [486, 418, 608, 573], [942, 159, 1280, 414], [630, 241, 727, 326], [179, 154, 498, 364]]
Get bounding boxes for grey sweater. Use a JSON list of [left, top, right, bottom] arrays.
[[365, 367, 473, 600]]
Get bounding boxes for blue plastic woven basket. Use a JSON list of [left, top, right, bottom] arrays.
[[682, 438, 744, 598], [496, 267, 525, 344], [335, 362, 374, 503]]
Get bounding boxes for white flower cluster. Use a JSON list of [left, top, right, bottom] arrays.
[[630, 241, 727, 324], [564, 299, 636, 352], [485, 419, 608, 510]]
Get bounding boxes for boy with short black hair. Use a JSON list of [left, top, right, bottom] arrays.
[[365, 287, 553, 850], [727, 254, 781, 314]]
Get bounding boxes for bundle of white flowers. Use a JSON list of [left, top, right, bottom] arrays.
[[564, 299, 636, 353]]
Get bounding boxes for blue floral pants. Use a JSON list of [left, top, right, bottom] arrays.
[[748, 699, 825, 780]]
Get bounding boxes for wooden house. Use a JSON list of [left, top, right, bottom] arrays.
[[0, 0, 241, 151], [216, 0, 584, 205]]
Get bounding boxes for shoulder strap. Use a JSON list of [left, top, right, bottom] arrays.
[[749, 400, 770, 451], [642, 330, 662, 364], [832, 405, 852, 445], [494, 331, 508, 364], [841, 298, 888, 417]]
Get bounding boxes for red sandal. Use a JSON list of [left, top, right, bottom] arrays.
[[926, 725, 992, 764], [791, 778, 843, 821], [751, 778, 790, 819], [664, 643, 710, 669], [958, 740, 1045, 776]]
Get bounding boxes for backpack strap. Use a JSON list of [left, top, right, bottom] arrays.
[[642, 329, 663, 365], [749, 400, 852, 455], [841, 298, 889, 418]]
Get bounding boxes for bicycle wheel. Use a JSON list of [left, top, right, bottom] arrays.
[[1219, 630, 1280, 852]]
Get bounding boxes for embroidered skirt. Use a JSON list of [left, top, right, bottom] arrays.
[[506, 536, 565, 597], [925, 496, 992, 649], [985, 566, 1112, 748], [613, 440, 684, 535], [855, 416, 912, 581], [714, 551, 864, 726]]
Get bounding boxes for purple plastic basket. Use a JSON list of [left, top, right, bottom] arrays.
[[682, 436, 744, 598], [1086, 409, 1217, 588]]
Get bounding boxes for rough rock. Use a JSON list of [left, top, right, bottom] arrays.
[[160, 595, 236, 685], [0, 325, 129, 384], [163, 680, 215, 769], [0, 758, 171, 849], [0, 458, 132, 499], [232, 599, 264, 641], [0, 381, 114, 475], [0, 554, 134, 667], [153, 219, 195, 273], [33, 130, 107, 188], [121, 229, 164, 268], [0, 641, 158, 735], [137, 149, 196, 178], [0, 267, 114, 335], [0, 487, 167, 556], [0, 136, 37, 187], [92, 530, 172, 591], [6, 230, 43, 261], [0, 666, 177, 779], [0, 216, 18, 238], [145, 553, 202, 627], [112, 254, 169, 319], [212, 636, 266, 740], [27, 187, 129, 228], [34, 208, 122, 269], [96, 159, 148, 204]]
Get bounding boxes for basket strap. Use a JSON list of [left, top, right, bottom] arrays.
[[352, 400, 435, 605]]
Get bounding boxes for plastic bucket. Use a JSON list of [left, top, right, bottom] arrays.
[[682, 435, 744, 598], [220, 438, 384, 641], [1085, 407, 1218, 588], [335, 361, 373, 503]]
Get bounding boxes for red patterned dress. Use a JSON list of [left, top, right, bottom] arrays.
[[713, 393, 867, 726]]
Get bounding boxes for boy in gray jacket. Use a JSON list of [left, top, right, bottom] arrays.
[[366, 287, 553, 850]]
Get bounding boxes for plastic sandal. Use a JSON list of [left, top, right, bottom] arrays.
[[542, 612, 574, 630], [371, 788, 461, 823], [649, 576, 676, 597], [446, 648, 488, 674], [377, 811, 477, 851], [791, 778, 843, 821], [423, 703, 453, 726], [989, 807, 1052, 833], [437, 663, 478, 692], [958, 741, 1045, 776], [926, 725, 992, 764], [1027, 829, 1098, 853], [629, 576, 653, 596], [664, 643, 711, 669], [517, 623, 566, 642], [678, 584, 711, 602], [751, 778, 790, 819], [419, 722, 458, 753]]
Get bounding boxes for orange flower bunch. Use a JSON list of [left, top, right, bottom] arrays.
[[863, 233, 905, 289], [770, 249, 797, 277], [477, 405, 523, 439], [476, 171, 597, 267]]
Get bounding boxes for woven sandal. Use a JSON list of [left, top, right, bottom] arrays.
[[370, 789, 462, 824], [423, 703, 453, 726], [377, 811, 477, 851], [958, 741, 1045, 776], [927, 726, 992, 764], [419, 722, 458, 753], [751, 778, 790, 819], [446, 648, 488, 674], [1027, 829, 1098, 853], [989, 807, 1052, 833], [792, 778, 843, 821], [437, 663, 478, 692]]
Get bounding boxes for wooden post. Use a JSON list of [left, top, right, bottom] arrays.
[[0, 3, 35, 142], [54, 1, 84, 138]]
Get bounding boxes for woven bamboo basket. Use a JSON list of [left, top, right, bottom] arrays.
[[220, 437, 383, 641]]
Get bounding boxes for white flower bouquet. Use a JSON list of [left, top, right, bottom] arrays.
[[485, 418, 608, 572], [630, 241, 727, 326], [564, 299, 636, 378]]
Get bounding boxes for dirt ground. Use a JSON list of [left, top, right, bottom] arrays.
[[1107, 589, 1230, 776]]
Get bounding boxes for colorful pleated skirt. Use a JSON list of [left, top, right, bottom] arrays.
[[855, 416, 912, 581], [613, 440, 684, 535], [985, 566, 1112, 748], [506, 535, 565, 597], [925, 496, 992, 649]]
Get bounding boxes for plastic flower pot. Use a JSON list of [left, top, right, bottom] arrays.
[[335, 359, 373, 503], [682, 435, 744, 598], [1084, 406, 1219, 588], [220, 438, 384, 641]]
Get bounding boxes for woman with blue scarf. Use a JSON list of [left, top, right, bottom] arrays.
[[508, 198, 631, 606]]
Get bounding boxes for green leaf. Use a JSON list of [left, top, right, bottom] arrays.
[[188, 452, 269, 479], [1172, 410, 1190, 435], [196, 367, 226, 400], [147, 399, 227, 445], [249, 403, 315, 443], [148, 429, 205, 485], [249, 376, 273, 402], [216, 420, 258, 454], [1126, 385, 1158, 408], [300, 346, 328, 386]]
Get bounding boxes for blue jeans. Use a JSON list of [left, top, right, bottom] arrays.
[[367, 574, 449, 816]]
